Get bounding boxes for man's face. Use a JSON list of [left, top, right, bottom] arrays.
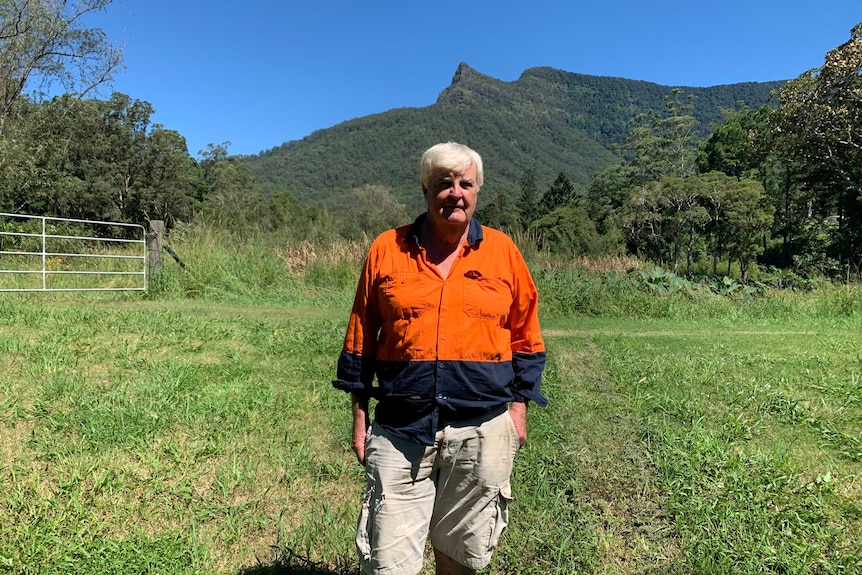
[[422, 162, 479, 228]]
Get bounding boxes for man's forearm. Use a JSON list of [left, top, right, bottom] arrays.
[[351, 392, 369, 425], [351, 392, 370, 465]]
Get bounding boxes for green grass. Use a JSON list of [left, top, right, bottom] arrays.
[[0, 298, 358, 574], [567, 318, 862, 574], [1, 230, 861, 574]]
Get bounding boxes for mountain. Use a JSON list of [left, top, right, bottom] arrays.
[[241, 63, 783, 208]]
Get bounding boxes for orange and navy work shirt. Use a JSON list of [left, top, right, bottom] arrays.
[[333, 214, 547, 445]]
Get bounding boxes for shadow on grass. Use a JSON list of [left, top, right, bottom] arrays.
[[239, 550, 359, 575]]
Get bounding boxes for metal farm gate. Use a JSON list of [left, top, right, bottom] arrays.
[[0, 212, 147, 292]]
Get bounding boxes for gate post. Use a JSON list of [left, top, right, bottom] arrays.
[[148, 220, 165, 277]]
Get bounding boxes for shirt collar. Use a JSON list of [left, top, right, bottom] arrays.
[[408, 213, 484, 248]]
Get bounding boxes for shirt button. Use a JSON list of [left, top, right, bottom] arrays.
[[438, 362, 445, 369]]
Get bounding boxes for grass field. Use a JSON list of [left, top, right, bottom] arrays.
[[1, 236, 861, 574]]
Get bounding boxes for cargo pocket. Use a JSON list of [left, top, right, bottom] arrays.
[[355, 485, 382, 561], [487, 482, 512, 550]]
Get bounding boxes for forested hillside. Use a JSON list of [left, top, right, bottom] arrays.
[[2, 1, 859, 280], [242, 63, 782, 206]]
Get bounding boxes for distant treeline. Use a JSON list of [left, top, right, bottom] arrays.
[[1, 0, 861, 281]]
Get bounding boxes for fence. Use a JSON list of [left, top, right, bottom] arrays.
[[0, 212, 147, 292]]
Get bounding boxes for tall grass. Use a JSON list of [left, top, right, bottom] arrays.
[[534, 265, 862, 322], [151, 224, 862, 322], [146, 225, 367, 307]]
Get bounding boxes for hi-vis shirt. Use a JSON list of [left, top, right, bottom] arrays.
[[333, 214, 547, 446]]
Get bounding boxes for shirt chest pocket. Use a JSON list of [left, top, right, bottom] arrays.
[[379, 273, 428, 321], [463, 272, 512, 321]]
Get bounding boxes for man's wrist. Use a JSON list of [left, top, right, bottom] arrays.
[[510, 400, 528, 411]]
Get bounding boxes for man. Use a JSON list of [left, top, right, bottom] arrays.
[[333, 142, 547, 575]]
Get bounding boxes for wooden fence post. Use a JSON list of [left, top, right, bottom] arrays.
[[148, 220, 165, 277]]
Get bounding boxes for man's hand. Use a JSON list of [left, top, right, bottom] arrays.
[[509, 401, 528, 447], [351, 393, 370, 465]]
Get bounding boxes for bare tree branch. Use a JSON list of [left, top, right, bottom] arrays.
[[0, 0, 123, 135]]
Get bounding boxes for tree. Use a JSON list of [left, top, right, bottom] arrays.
[[516, 169, 541, 230], [539, 172, 577, 215], [653, 176, 710, 270], [722, 178, 773, 280], [529, 206, 603, 257], [695, 171, 772, 278], [623, 183, 663, 264], [262, 190, 329, 241], [624, 176, 709, 268], [133, 126, 203, 226], [772, 22, 862, 271], [0, 92, 203, 225], [99, 93, 154, 218], [625, 89, 701, 182], [0, 94, 116, 219], [585, 163, 639, 232], [0, 0, 122, 135], [200, 142, 262, 232], [585, 90, 704, 263], [475, 191, 519, 231], [698, 105, 774, 179], [697, 171, 733, 275], [342, 184, 409, 239]]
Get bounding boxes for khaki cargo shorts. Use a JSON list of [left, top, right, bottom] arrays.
[[356, 407, 520, 575]]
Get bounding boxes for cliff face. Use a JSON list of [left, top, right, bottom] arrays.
[[436, 62, 513, 106]]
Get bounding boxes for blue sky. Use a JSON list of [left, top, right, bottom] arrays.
[[82, 1, 861, 158]]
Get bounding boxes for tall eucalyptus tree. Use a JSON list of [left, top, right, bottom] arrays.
[[0, 0, 121, 136], [772, 22, 862, 271]]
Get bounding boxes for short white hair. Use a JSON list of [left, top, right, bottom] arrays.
[[420, 142, 484, 189]]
